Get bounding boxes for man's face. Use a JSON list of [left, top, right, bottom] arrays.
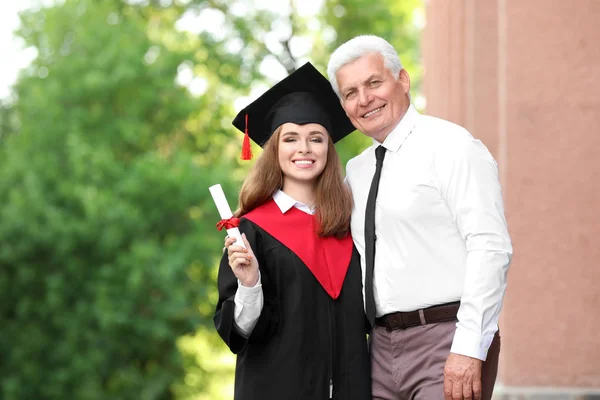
[[336, 52, 410, 142]]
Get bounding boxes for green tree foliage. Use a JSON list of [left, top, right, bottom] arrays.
[[0, 0, 233, 398], [0, 0, 422, 398]]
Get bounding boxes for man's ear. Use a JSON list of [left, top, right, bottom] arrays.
[[399, 69, 411, 93]]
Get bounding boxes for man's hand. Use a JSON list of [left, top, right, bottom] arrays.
[[443, 353, 483, 400]]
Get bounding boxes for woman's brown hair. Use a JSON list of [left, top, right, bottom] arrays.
[[235, 126, 353, 238]]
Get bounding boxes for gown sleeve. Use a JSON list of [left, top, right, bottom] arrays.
[[213, 218, 280, 354]]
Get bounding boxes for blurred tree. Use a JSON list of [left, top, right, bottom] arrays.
[[0, 0, 235, 398], [0, 109, 11, 143], [0, 0, 422, 399], [321, 0, 422, 76]]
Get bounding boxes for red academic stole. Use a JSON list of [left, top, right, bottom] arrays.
[[243, 200, 353, 299]]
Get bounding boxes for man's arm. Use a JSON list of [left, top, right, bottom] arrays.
[[437, 134, 513, 360], [436, 132, 512, 400]]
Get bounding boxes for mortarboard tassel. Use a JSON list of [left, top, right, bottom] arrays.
[[241, 113, 253, 160]]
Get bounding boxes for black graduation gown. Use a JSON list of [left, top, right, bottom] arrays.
[[213, 207, 371, 400]]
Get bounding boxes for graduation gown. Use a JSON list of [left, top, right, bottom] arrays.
[[213, 200, 371, 400]]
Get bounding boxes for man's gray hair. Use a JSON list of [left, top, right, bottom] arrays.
[[327, 35, 403, 99]]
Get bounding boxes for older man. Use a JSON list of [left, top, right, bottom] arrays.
[[327, 35, 512, 400]]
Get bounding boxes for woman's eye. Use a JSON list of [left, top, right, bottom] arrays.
[[311, 137, 323, 143]]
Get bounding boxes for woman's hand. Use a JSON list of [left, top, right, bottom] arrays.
[[225, 233, 259, 287]]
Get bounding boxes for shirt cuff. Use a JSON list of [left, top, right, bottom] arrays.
[[233, 272, 263, 337], [450, 326, 495, 361]]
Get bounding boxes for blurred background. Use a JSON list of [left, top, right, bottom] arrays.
[[0, 0, 598, 399]]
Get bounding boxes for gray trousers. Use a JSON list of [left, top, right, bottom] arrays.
[[370, 320, 501, 400]]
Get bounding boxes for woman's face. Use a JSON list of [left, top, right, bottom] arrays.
[[278, 122, 329, 187]]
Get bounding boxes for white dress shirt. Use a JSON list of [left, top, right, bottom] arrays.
[[233, 190, 315, 337], [346, 105, 513, 360]]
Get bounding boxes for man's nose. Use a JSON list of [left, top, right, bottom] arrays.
[[358, 89, 371, 106]]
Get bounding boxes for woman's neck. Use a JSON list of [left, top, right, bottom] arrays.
[[281, 181, 317, 208]]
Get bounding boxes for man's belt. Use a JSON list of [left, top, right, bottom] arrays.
[[375, 301, 460, 331]]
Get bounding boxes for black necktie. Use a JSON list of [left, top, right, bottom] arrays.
[[364, 145, 386, 329]]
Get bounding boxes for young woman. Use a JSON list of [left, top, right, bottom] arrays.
[[213, 63, 371, 400]]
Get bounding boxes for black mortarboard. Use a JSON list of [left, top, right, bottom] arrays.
[[232, 62, 355, 159]]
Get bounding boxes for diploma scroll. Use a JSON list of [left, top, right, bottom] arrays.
[[209, 184, 246, 249]]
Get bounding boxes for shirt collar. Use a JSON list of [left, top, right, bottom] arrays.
[[273, 190, 315, 215], [372, 104, 420, 153]]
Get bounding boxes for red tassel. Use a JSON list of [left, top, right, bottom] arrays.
[[241, 114, 253, 160]]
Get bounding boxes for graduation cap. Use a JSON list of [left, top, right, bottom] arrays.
[[232, 62, 356, 160]]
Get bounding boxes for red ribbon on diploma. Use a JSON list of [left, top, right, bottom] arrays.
[[216, 217, 240, 231]]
